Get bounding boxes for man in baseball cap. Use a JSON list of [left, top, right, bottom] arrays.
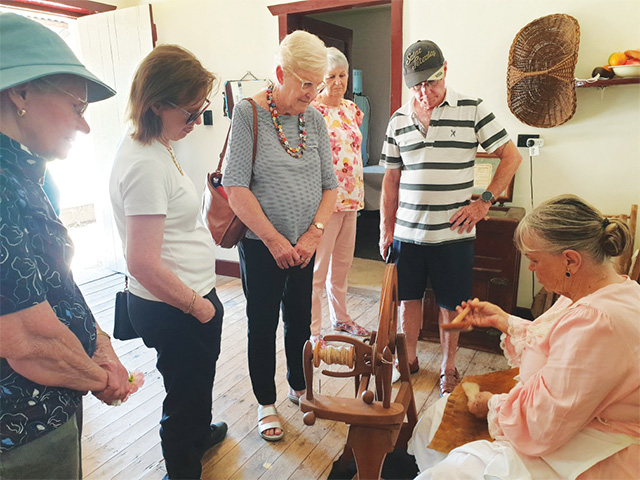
[[402, 39, 446, 88], [380, 40, 521, 394]]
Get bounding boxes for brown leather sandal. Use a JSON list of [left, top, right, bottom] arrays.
[[439, 368, 460, 397]]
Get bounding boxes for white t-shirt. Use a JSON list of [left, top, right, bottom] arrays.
[[109, 135, 216, 302]]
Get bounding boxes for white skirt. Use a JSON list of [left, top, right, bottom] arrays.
[[408, 397, 636, 480]]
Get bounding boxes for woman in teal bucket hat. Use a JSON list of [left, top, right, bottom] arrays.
[[0, 13, 130, 479]]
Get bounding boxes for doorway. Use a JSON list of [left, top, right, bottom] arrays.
[[268, 1, 402, 264]]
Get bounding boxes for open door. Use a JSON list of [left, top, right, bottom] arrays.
[[301, 17, 354, 100], [268, 0, 403, 115]]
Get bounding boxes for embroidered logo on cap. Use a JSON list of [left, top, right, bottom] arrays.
[[405, 47, 438, 72]]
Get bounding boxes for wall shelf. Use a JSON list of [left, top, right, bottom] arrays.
[[575, 77, 640, 88]]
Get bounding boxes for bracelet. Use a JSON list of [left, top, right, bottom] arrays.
[[184, 290, 197, 315], [96, 330, 111, 341]]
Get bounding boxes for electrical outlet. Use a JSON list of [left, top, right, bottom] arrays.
[[517, 134, 540, 148]]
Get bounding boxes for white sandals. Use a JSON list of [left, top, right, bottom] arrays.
[[257, 405, 284, 442], [287, 387, 305, 406]]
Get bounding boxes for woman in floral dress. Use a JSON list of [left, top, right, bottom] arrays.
[[310, 47, 370, 345]]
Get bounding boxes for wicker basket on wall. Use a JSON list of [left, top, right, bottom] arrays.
[[507, 14, 580, 128]]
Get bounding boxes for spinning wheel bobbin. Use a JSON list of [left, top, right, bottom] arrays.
[[313, 340, 355, 369]]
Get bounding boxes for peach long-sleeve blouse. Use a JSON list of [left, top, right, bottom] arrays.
[[488, 277, 640, 478]]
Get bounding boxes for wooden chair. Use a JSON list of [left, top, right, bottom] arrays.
[[630, 249, 640, 283], [299, 264, 418, 480]]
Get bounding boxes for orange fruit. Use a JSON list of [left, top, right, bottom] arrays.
[[608, 52, 628, 66]]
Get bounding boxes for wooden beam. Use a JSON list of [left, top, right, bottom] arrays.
[[0, 0, 115, 18], [268, 0, 389, 17]]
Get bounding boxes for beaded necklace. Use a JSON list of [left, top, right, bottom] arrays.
[[267, 84, 306, 159], [166, 145, 184, 176]]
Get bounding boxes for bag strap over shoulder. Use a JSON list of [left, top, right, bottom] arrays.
[[214, 98, 258, 176]]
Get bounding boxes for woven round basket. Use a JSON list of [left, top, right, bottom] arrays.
[[507, 14, 580, 128]]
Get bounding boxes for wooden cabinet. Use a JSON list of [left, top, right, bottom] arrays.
[[420, 206, 525, 353]]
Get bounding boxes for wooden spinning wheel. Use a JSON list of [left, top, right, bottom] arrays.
[[299, 264, 418, 480]]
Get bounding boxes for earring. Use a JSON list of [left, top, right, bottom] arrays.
[[17, 108, 26, 117], [565, 271, 571, 278]]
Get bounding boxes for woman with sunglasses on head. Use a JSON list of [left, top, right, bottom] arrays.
[[109, 45, 226, 480], [224, 31, 337, 442]]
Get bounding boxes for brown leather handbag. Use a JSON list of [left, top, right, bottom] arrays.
[[202, 98, 257, 248]]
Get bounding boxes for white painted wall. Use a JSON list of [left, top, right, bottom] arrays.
[[404, 0, 640, 306], [147, 0, 282, 263], [103, 0, 640, 308]]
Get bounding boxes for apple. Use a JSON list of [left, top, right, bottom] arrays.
[[624, 58, 640, 65]]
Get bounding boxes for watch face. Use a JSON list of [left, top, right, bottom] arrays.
[[481, 191, 494, 202]]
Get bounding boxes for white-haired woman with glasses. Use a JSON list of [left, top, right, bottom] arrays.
[[224, 30, 338, 442], [109, 45, 226, 480], [310, 47, 370, 347]]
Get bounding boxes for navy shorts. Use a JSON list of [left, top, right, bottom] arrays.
[[391, 239, 474, 310]]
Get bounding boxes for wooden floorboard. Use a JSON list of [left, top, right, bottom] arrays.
[[77, 268, 508, 479]]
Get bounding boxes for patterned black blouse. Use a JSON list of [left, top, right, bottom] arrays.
[[0, 134, 97, 451]]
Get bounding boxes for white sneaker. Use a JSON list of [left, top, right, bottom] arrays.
[[391, 364, 401, 384]]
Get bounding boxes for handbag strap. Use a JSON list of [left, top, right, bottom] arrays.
[[214, 98, 258, 175]]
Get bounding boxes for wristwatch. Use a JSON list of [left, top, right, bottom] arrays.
[[311, 221, 325, 232], [480, 190, 496, 204]]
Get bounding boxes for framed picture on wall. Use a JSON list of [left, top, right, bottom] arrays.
[[471, 152, 515, 205]]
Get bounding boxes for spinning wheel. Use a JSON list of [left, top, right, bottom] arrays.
[[300, 264, 417, 480]]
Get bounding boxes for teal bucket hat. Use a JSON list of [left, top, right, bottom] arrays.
[[0, 12, 116, 102]]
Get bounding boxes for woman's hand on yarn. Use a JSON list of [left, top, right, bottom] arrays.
[[459, 299, 509, 333], [467, 391, 493, 419]]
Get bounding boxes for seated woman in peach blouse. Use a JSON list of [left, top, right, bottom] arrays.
[[409, 195, 640, 480]]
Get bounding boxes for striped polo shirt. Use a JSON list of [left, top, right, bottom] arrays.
[[380, 88, 510, 245]]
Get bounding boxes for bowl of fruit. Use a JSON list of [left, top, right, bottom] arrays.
[[609, 50, 640, 77]]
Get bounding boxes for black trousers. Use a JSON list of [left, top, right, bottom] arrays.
[[128, 288, 223, 480], [238, 238, 313, 406]]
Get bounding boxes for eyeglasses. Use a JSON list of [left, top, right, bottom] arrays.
[[288, 70, 325, 94], [42, 78, 89, 117], [411, 79, 443, 92], [167, 98, 211, 125]]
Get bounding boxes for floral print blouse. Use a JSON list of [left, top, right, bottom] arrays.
[[312, 98, 364, 211]]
